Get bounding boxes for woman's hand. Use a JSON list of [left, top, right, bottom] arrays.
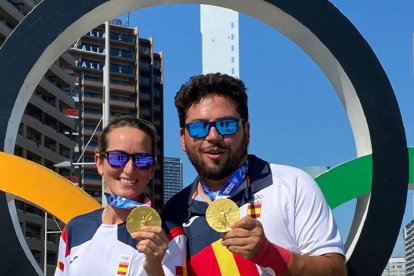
[[131, 226, 169, 276]]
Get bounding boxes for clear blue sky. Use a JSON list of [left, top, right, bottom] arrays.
[[126, 1, 414, 257]]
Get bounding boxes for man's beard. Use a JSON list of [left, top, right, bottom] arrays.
[[185, 135, 249, 181]]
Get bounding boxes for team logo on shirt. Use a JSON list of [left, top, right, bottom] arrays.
[[247, 194, 263, 218], [183, 216, 199, 227], [69, 255, 78, 264], [116, 255, 132, 276]]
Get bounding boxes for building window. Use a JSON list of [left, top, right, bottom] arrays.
[[47, 252, 57, 265], [47, 233, 57, 243], [26, 224, 41, 240], [31, 250, 41, 266]]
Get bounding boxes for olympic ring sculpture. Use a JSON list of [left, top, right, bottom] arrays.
[[0, 0, 409, 275]]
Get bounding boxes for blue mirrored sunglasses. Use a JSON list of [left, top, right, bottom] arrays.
[[103, 151, 155, 170], [185, 118, 242, 139]]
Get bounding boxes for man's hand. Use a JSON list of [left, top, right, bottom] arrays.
[[131, 226, 168, 276], [221, 216, 346, 276], [221, 216, 265, 259]]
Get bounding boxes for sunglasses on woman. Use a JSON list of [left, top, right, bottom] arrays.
[[102, 151, 155, 170], [185, 118, 243, 139]]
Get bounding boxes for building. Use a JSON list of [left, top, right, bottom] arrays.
[[382, 257, 406, 276], [67, 20, 164, 209], [1, 1, 78, 274], [200, 5, 239, 77], [0, 2, 164, 273], [163, 157, 183, 204], [405, 219, 414, 275]]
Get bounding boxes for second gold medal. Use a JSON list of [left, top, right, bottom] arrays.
[[206, 198, 239, 232]]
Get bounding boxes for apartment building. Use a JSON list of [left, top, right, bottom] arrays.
[[163, 157, 183, 204], [67, 20, 164, 209], [1, 2, 164, 274]]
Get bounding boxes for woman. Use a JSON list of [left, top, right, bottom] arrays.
[[55, 116, 168, 276]]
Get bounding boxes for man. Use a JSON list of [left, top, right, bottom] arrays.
[[163, 73, 346, 275]]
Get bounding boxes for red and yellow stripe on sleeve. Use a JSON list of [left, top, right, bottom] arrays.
[[56, 261, 64, 272]]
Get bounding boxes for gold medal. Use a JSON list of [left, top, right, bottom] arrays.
[[126, 205, 162, 234], [206, 198, 239, 232]]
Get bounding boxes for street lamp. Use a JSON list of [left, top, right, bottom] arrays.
[[43, 213, 62, 276], [53, 160, 96, 189], [44, 20, 111, 275], [53, 161, 95, 168], [45, 161, 95, 274]]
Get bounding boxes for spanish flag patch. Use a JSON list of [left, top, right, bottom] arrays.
[[247, 203, 262, 218], [116, 255, 132, 276]]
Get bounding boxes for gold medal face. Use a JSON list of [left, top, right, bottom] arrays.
[[206, 198, 240, 233], [126, 206, 162, 234]]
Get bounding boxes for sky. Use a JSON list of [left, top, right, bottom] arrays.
[[124, 1, 414, 257]]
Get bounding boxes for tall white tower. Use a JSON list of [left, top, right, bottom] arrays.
[[200, 5, 239, 77]]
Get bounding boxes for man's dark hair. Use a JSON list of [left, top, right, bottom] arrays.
[[174, 73, 249, 127]]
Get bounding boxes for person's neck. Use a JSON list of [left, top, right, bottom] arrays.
[[199, 177, 227, 192], [102, 205, 131, 224]]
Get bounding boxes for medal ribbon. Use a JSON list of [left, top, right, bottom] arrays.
[[201, 160, 248, 201], [104, 192, 151, 209]]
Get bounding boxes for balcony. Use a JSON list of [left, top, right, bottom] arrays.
[[153, 104, 161, 112], [83, 78, 103, 89], [49, 63, 73, 86], [82, 94, 102, 105], [1, 1, 24, 23], [82, 112, 102, 121], [110, 81, 135, 93], [83, 175, 102, 186], [82, 144, 97, 154], [110, 33, 134, 44], [16, 135, 71, 164], [110, 96, 135, 108], [0, 19, 13, 38], [39, 78, 73, 107], [110, 64, 134, 76], [110, 49, 134, 60], [21, 114, 74, 147], [139, 46, 151, 56], [29, 94, 75, 128], [139, 108, 151, 117], [139, 92, 151, 102], [60, 52, 76, 67]]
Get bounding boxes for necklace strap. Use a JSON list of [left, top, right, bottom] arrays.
[[104, 192, 151, 209], [201, 160, 248, 201]]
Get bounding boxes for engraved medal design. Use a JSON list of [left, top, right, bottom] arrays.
[[126, 206, 162, 234], [206, 198, 239, 232]]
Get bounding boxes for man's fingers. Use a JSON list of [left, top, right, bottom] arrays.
[[222, 237, 252, 247], [231, 216, 260, 230]]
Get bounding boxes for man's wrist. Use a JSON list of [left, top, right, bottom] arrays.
[[250, 236, 293, 275]]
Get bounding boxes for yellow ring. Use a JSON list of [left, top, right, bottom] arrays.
[[0, 152, 100, 223]]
